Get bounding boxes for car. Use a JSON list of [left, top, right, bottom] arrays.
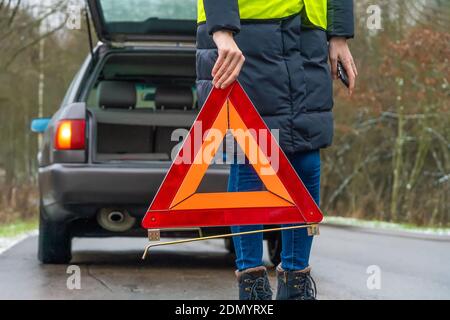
[[31, 0, 282, 265]]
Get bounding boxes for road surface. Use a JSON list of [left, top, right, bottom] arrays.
[[0, 225, 448, 299]]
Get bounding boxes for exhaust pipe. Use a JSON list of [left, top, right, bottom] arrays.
[[97, 208, 136, 232]]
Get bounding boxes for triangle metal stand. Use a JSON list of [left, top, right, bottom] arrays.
[[142, 224, 320, 260]]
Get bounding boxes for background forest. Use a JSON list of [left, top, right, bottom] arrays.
[[0, 0, 448, 227]]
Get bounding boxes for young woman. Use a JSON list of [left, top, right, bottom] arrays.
[[196, 0, 357, 300]]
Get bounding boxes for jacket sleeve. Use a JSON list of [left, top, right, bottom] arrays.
[[327, 0, 354, 39], [203, 0, 241, 35]]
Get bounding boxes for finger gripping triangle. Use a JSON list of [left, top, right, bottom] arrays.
[[142, 82, 323, 229]]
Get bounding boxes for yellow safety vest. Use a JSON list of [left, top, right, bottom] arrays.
[[197, 0, 327, 30]]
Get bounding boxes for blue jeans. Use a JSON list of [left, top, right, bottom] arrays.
[[228, 150, 321, 271]]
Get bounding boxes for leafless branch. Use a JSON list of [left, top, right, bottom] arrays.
[[326, 146, 388, 207], [1, 20, 66, 71], [7, 0, 20, 26]]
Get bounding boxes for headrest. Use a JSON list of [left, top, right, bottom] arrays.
[[98, 81, 136, 109], [155, 85, 193, 110]]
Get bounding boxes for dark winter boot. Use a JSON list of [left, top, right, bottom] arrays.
[[276, 265, 317, 300], [236, 266, 273, 300]]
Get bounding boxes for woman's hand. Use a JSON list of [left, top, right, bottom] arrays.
[[329, 37, 358, 95], [212, 30, 245, 89]]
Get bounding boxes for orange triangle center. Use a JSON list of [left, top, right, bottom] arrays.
[[170, 99, 294, 211]]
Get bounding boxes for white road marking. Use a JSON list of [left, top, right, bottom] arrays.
[[0, 230, 38, 255]]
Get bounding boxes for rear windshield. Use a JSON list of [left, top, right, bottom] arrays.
[[100, 0, 197, 22], [97, 0, 197, 37]]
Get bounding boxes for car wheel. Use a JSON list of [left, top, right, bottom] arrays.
[[267, 232, 282, 266], [224, 238, 235, 255], [38, 205, 72, 264]]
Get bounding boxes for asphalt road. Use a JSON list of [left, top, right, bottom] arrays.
[[0, 225, 449, 300]]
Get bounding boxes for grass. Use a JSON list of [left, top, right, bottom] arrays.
[[0, 215, 448, 239], [324, 216, 450, 236], [0, 219, 38, 238]]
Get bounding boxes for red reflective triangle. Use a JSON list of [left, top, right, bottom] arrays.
[[142, 82, 323, 229]]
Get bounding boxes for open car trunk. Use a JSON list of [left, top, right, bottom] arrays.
[[87, 50, 198, 163], [84, 0, 199, 162], [93, 110, 197, 162]]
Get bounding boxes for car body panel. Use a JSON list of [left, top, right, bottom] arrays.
[[40, 163, 229, 207]]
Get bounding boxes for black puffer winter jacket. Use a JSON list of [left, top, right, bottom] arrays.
[[196, 0, 354, 154]]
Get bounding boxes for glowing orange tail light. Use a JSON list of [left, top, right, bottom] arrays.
[[54, 120, 86, 150]]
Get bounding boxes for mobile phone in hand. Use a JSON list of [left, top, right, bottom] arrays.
[[337, 61, 349, 88]]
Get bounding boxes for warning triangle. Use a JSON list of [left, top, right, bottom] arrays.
[[142, 82, 323, 229]]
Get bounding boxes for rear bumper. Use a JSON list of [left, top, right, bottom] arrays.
[[39, 162, 229, 224]]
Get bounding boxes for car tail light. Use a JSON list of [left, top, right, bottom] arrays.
[[54, 119, 86, 150]]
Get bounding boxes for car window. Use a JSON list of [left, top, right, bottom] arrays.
[[87, 82, 197, 110], [136, 84, 157, 109], [99, 0, 197, 22], [91, 0, 197, 40]]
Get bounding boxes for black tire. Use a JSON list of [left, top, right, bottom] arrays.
[[224, 238, 235, 255], [38, 206, 72, 264], [267, 232, 282, 266]]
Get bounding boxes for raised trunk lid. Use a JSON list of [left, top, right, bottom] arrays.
[[87, 0, 197, 44]]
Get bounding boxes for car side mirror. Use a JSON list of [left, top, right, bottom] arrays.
[[31, 117, 51, 133]]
